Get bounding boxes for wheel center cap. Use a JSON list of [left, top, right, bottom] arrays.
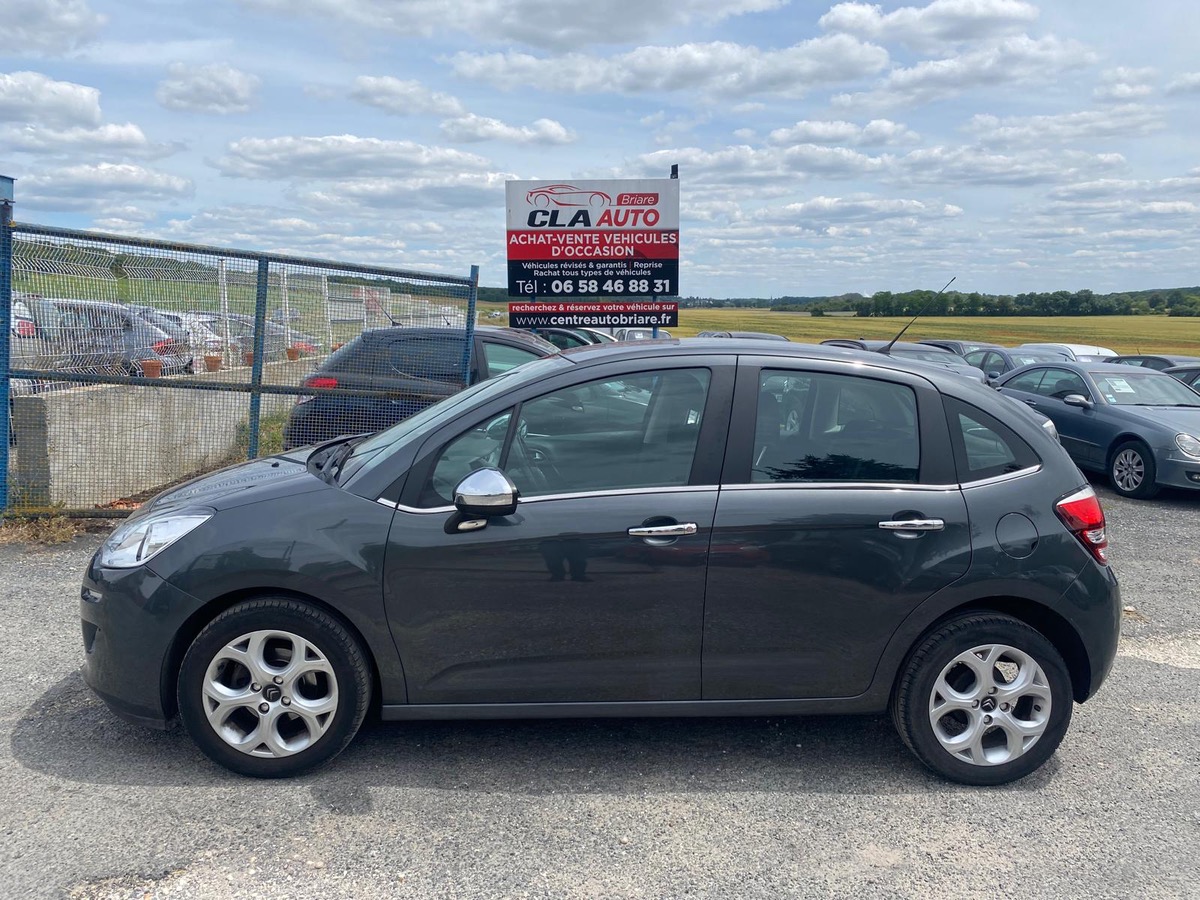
[[263, 685, 282, 702], [981, 697, 997, 713]]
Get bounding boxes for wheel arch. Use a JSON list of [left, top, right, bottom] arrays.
[[1106, 432, 1149, 465], [890, 596, 1093, 704], [160, 587, 384, 722]]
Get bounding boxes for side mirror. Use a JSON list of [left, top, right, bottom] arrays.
[[986, 371, 1001, 381], [453, 467, 519, 518], [1062, 393, 1093, 409]]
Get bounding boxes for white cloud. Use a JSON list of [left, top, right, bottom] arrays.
[[631, 143, 889, 184], [156, 63, 261, 114], [1094, 66, 1156, 102], [2, 122, 169, 157], [1166, 72, 1200, 95], [768, 195, 963, 224], [834, 35, 1097, 108], [21, 163, 193, 211], [303, 172, 515, 212], [896, 145, 1125, 186], [450, 34, 889, 98], [214, 134, 495, 179], [819, 0, 1039, 50], [349, 76, 465, 116], [440, 113, 575, 144], [966, 105, 1165, 146], [0, 71, 101, 128], [236, 0, 786, 50], [0, 0, 105, 56], [768, 118, 919, 146]]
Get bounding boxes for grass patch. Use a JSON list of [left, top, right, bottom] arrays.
[[0, 516, 91, 545], [233, 409, 291, 459]]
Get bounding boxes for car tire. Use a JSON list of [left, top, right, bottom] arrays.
[[177, 598, 371, 778], [1108, 439, 1159, 499], [891, 613, 1073, 786]]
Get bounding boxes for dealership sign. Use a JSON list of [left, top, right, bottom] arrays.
[[508, 301, 678, 329], [506, 179, 679, 298]]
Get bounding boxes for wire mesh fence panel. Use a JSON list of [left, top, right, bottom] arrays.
[[5, 223, 477, 515]]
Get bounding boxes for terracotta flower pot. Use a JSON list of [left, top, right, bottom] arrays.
[[243, 352, 255, 367], [139, 358, 163, 378], [204, 355, 222, 372], [286, 347, 301, 361], [332, 342, 344, 351]]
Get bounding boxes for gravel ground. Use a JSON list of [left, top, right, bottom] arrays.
[[1, 482, 1198, 899]]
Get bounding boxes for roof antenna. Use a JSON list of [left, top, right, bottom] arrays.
[[881, 276, 955, 354]]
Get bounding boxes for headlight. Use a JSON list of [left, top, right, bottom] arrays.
[[98, 510, 212, 569], [1176, 433, 1200, 459]]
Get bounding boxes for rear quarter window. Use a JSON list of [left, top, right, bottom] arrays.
[[944, 398, 1040, 482]]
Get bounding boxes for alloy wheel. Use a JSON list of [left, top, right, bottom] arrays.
[[1112, 448, 1144, 493], [201, 629, 339, 758], [928, 643, 1052, 766]]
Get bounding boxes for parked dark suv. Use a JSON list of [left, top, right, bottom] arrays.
[[82, 340, 1119, 785], [282, 326, 557, 449]]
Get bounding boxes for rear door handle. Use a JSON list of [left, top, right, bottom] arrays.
[[879, 519, 945, 537], [627, 523, 698, 537]]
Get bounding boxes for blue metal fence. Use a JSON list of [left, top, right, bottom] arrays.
[[1, 186, 478, 516]]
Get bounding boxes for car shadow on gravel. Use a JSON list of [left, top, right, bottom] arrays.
[[12, 671, 1061, 795]]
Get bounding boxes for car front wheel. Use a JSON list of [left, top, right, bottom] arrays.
[[892, 613, 1073, 785], [178, 598, 371, 778], [1109, 439, 1159, 499]]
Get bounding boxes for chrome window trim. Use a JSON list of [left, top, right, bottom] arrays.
[[959, 464, 1042, 489], [379, 484, 718, 513], [721, 481, 958, 493]]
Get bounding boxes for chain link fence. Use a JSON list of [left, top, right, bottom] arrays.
[[3, 220, 477, 515]]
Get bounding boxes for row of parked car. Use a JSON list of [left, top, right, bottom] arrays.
[[10, 294, 320, 381], [279, 326, 1200, 503]]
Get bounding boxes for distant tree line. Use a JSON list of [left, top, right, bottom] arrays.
[[478, 285, 1200, 316]]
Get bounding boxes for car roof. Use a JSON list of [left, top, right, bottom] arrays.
[[358, 325, 556, 351], [1012, 360, 1173, 376], [1112, 353, 1200, 363]]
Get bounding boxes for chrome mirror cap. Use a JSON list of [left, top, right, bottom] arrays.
[[1062, 393, 1093, 409], [454, 467, 519, 518]]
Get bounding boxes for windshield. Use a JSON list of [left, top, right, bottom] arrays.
[[1092, 372, 1200, 406], [338, 354, 572, 484]]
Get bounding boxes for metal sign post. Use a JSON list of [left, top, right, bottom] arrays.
[[0, 176, 14, 514]]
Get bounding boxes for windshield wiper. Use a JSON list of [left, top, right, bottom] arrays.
[[318, 436, 367, 484]]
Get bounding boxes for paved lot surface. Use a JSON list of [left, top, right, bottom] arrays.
[[2, 482, 1198, 899]]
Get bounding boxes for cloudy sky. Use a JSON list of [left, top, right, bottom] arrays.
[[2, 0, 1198, 298]]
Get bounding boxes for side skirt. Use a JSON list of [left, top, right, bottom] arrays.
[[380, 696, 884, 721]]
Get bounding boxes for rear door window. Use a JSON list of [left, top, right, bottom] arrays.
[[749, 369, 919, 483], [389, 336, 465, 380]]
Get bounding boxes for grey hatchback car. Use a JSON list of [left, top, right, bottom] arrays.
[[81, 341, 1120, 785]]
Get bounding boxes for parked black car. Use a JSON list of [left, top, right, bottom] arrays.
[[995, 361, 1200, 498], [528, 327, 603, 350], [1105, 354, 1200, 371], [83, 340, 1119, 785], [282, 326, 558, 449], [1164, 365, 1200, 390]]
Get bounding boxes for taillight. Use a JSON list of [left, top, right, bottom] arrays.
[[152, 340, 171, 355], [304, 376, 338, 390], [1055, 486, 1109, 565], [16, 320, 36, 337]]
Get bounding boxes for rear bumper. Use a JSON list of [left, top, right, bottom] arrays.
[[1060, 559, 1122, 702]]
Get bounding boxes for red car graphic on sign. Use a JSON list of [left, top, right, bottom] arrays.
[[526, 184, 612, 209]]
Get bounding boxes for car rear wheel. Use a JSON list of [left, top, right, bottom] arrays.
[[1109, 439, 1159, 499], [178, 598, 371, 778], [892, 613, 1072, 785]]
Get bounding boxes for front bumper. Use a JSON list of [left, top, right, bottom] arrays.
[[80, 558, 206, 729], [1155, 452, 1200, 491]]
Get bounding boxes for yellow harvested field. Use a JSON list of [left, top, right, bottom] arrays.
[[669, 311, 1199, 355]]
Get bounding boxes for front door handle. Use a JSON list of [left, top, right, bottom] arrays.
[[879, 518, 945, 538], [628, 523, 698, 537], [1024, 399, 1039, 407]]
